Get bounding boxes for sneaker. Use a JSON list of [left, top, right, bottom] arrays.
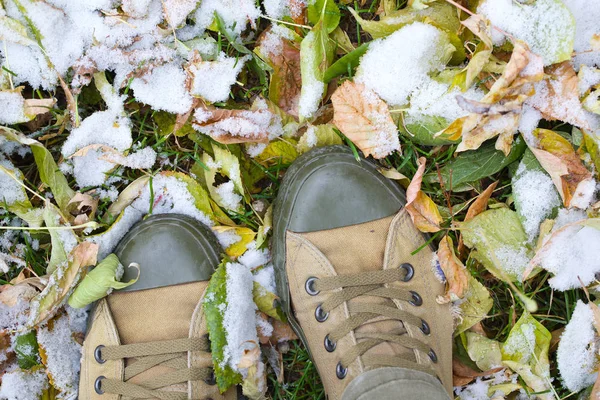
[[78, 214, 236, 400], [272, 146, 452, 399]]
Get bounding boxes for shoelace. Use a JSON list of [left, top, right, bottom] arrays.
[[93, 337, 215, 400], [305, 263, 438, 379]]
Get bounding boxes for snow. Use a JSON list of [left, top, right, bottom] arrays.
[[222, 262, 260, 370], [239, 242, 270, 270], [405, 78, 484, 124], [512, 163, 561, 240], [578, 65, 600, 96], [563, 0, 600, 69], [553, 208, 587, 229], [253, 264, 277, 294], [0, 92, 26, 125], [0, 369, 48, 400], [557, 300, 598, 392], [192, 0, 260, 35], [477, 0, 575, 66], [537, 221, 600, 290], [90, 174, 213, 259], [131, 63, 193, 114], [263, 0, 291, 19], [0, 158, 27, 205], [455, 378, 490, 400], [298, 29, 325, 119], [304, 125, 318, 148], [215, 230, 242, 248], [355, 22, 451, 106], [259, 25, 295, 57], [518, 105, 542, 144], [215, 180, 243, 210], [494, 245, 530, 280], [37, 314, 83, 398], [357, 87, 401, 158], [191, 54, 250, 103], [570, 178, 597, 209]]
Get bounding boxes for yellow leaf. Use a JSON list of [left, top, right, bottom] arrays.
[[405, 157, 442, 232], [331, 80, 400, 159], [212, 226, 256, 258], [436, 235, 469, 304]]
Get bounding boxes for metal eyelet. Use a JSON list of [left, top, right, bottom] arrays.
[[409, 291, 422, 307], [94, 376, 105, 395], [204, 369, 217, 385], [315, 304, 329, 322], [420, 320, 431, 335], [94, 345, 106, 364], [400, 263, 414, 282], [305, 277, 320, 296], [324, 334, 336, 352], [428, 349, 438, 363], [336, 362, 348, 379]]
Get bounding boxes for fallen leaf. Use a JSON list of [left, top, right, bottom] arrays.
[[454, 41, 544, 155], [212, 226, 257, 258], [67, 192, 98, 225], [527, 62, 592, 130], [457, 14, 494, 91], [332, 80, 400, 159], [465, 331, 503, 372], [529, 128, 593, 208], [405, 157, 442, 232], [28, 242, 98, 327], [455, 275, 493, 336], [436, 235, 469, 303], [458, 181, 498, 255], [297, 124, 342, 153], [104, 176, 151, 222]]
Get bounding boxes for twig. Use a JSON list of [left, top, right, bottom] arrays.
[[261, 14, 311, 29]]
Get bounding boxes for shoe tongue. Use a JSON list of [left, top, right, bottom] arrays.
[[106, 281, 207, 385], [301, 214, 416, 365]]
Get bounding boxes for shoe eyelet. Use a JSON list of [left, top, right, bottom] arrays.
[[409, 291, 422, 307], [94, 345, 106, 364], [204, 369, 217, 386], [94, 376, 105, 395], [336, 362, 348, 379], [428, 349, 438, 363], [400, 263, 414, 282], [315, 304, 329, 322], [305, 277, 320, 296], [324, 334, 336, 352], [420, 320, 431, 335]]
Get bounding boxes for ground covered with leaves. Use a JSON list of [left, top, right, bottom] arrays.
[[0, 0, 599, 399]]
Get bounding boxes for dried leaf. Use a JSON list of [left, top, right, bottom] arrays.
[[212, 226, 257, 258], [331, 80, 400, 159], [529, 128, 593, 208], [436, 235, 468, 304], [67, 192, 98, 225], [104, 176, 150, 222], [454, 41, 544, 155], [405, 157, 442, 232], [28, 242, 98, 327], [527, 62, 592, 130]]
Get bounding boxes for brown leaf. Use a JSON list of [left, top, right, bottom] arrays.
[[453, 358, 504, 386], [436, 235, 469, 304], [271, 319, 298, 343], [58, 75, 80, 128], [527, 62, 592, 130], [529, 129, 593, 208], [331, 80, 400, 159], [454, 41, 544, 155], [192, 100, 278, 144], [67, 192, 98, 225], [458, 181, 498, 255], [405, 157, 442, 232], [23, 98, 56, 119]]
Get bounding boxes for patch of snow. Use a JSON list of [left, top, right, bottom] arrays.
[[512, 163, 561, 241], [0, 158, 27, 205], [239, 242, 270, 270], [478, 0, 575, 66], [557, 300, 598, 392], [355, 22, 451, 106], [253, 264, 277, 294], [192, 0, 260, 35], [131, 63, 193, 114], [0, 369, 48, 400], [571, 178, 596, 209], [563, 0, 600, 69], [191, 54, 250, 103], [0, 92, 26, 125], [518, 105, 542, 145], [215, 180, 242, 210], [578, 65, 600, 96]]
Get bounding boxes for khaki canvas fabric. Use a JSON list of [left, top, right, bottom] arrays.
[[79, 281, 235, 400], [285, 209, 453, 399]]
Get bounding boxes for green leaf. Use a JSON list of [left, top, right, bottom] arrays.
[[461, 208, 532, 282], [255, 140, 299, 166], [0, 14, 38, 47], [399, 114, 460, 146], [166, 171, 215, 219], [253, 281, 285, 321], [323, 42, 369, 83], [14, 332, 41, 369], [68, 254, 139, 308], [153, 111, 195, 137], [465, 332, 502, 371], [297, 124, 342, 153], [349, 2, 460, 39], [0, 157, 42, 226], [203, 263, 243, 392], [42, 204, 77, 274], [502, 312, 553, 397], [424, 135, 526, 187], [298, 19, 335, 120], [201, 146, 245, 212], [455, 274, 493, 335], [307, 0, 341, 33]]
